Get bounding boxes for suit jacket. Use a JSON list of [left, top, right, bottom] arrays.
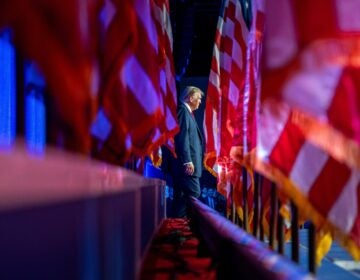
[[174, 103, 204, 178]]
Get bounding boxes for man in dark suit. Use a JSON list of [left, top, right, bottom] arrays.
[[172, 86, 204, 218]]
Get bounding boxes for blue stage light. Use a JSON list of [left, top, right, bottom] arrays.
[[0, 29, 16, 149]]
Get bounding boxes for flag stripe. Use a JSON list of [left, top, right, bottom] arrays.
[[328, 171, 359, 233], [290, 142, 329, 195], [122, 56, 160, 115], [269, 114, 305, 176], [308, 157, 351, 217]]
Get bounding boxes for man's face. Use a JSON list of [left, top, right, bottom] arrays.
[[189, 91, 202, 111]]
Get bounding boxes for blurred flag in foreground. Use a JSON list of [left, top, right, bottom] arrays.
[[0, 0, 101, 152], [91, 0, 177, 165], [257, 0, 360, 260]]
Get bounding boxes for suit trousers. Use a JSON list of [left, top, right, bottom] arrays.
[[171, 175, 201, 218]]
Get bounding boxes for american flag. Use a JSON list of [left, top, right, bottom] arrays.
[[257, 0, 360, 260], [204, 0, 249, 179], [152, 0, 178, 152], [230, 0, 264, 167], [230, 0, 266, 231], [91, 0, 177, 165]]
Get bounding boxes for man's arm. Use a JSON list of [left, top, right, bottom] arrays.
[[175, 106, 192, 168]]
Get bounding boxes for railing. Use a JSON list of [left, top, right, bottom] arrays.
[[229, 167, 317, 274], [0, 146, 166, 280], [189, 197, 315, 280]]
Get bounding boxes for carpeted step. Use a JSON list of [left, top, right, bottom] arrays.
[[139, 218, 217, 279]]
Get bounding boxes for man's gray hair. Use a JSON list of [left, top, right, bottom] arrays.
[[180, 86, 204, 102]]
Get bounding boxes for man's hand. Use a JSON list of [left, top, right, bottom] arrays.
[[184, 162, 195, 176]]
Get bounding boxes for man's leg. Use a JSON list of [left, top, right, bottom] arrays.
[[181, 176, 201, 218], [171, 179, 187, 218], [183, 176, 201, 198]]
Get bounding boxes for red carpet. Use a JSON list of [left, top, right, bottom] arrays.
[[139, 218, 217, 279]]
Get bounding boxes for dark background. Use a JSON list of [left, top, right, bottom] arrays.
[[170, 0, 221, 78]]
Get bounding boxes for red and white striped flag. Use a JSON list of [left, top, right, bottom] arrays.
[[92, 0, 176, 165], [257, 100, 360, 260], [91, 0, 136, 164], [262, 0, 360, 169], [257, 0, 360, 259], [152, 0, 178, 157], [204, 0, 249, 178], [230, 0, 264, 166]]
